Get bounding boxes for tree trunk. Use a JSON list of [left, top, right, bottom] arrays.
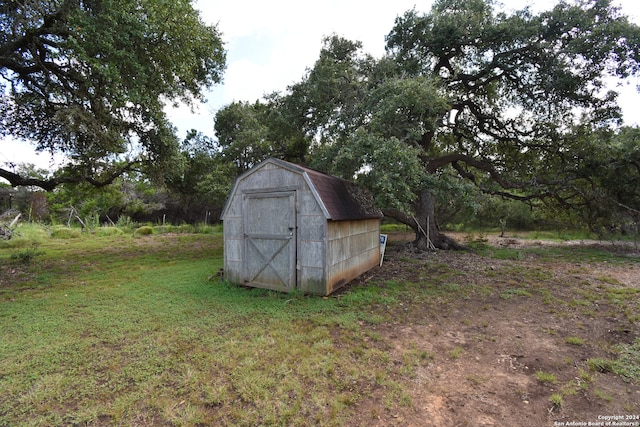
[[384, 189, 465, 251], [415, 189, 465, 250]]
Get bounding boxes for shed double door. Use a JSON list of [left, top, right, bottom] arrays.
[[242, 191, 296, 291]]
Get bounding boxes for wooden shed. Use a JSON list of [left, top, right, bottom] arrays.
[[221, 158, 382, 295]]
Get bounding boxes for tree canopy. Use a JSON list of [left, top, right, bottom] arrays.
[[0, 0, 226, 190], [214, 98, 308, 173], [227, 0, 640, 249]]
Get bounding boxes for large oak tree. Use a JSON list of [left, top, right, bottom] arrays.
[[0, 0, 225, 190], [269, 0, 640, 249]]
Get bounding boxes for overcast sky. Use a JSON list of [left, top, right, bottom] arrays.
[[3, 0, 640, 169]]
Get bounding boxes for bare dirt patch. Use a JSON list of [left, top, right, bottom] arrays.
[[347, 233, 640, 427]]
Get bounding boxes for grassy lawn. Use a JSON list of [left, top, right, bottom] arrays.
[[0, 226, 411, 426], [1, 225, 639, 426]]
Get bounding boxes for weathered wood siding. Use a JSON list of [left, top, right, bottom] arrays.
[[224, 162, 331, 294], [222, 159, 381, 295], [222, 189, 243, 285], [325, 218, 380, 294], [242, 191, 296, 291], [295, 188, 328, 295]]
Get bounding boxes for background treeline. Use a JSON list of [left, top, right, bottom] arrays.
[[3, 126, 639, 241]]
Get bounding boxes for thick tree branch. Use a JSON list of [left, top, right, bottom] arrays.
[[381, 207, 414, 229], [426, 153, 523, 187], [428, 153, 570, 202], [0, 162, 138, 192], [0, 168, 64, 192]]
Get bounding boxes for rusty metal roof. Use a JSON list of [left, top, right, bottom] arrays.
[[267, 158, 382, 221]]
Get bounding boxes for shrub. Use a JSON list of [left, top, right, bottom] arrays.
[[10, 243, 44, 265], [51, 227, 81, 239], [94, 227, 124, 237], [155, 224, 195, 234], [134, 226, 154, 236], [176, 224, 195, 233], [116, 215, 135, 230]]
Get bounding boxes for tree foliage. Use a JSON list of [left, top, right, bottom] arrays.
[[567, 127, 640, 235], [214, 99, 308, 172], [0, 0, 226, 190], [214, 101, 276, 172], [164, 130, 236, 221], [239, 0, 640, 249]]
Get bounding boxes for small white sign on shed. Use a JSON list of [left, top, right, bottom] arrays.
[[379, 234, 388, 266]]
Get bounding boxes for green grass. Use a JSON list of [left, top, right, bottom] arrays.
[[380, 223, 412, 233], [613, 339, 640, 382], [586, 357, 617, 374], [449, 346, 465, 360], [527, 230, 599, 241], [565, 336, 587, 346], [2, 224, 639, 425], [499, 288, 533, 299], [0, 226, 419, 426], [465, 233, 640, 265], [549, 393, 564, 409], [535, 371, 557, 385]]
